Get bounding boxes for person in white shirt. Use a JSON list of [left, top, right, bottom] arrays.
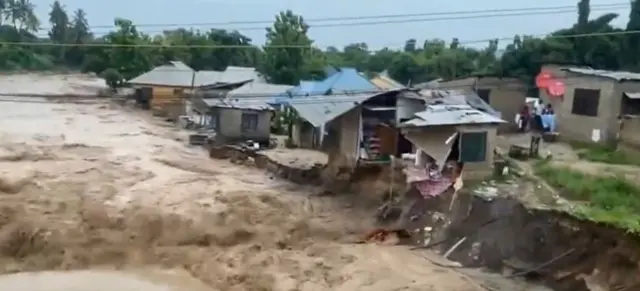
[[535, 102, 545, 115]]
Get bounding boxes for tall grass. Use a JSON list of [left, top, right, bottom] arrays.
[[534, 161, 640, 233]]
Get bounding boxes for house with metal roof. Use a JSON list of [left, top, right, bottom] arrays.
[[370, 73, 406, 91], [274, 67, 379, 149], [428, 76, 527, 133], [188, 82, 293, 145], [399, 104, 505, 179], [283, 88, 424, 167], [127, 62, 263, 118], [274, 67, 377, 102], [538, 65, 640, 145]]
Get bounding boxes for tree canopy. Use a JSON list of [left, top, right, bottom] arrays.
[[0, 0, 637, 90]]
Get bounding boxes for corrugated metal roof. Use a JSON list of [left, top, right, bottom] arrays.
[[228, 82, 293, 97], [286, 92, 377, 127], [270, 68, 377, 108], [285, 81, 320, 97], [219, 66, 264, 84], [414, 89, 500, 118], [268, 81, 319, 106], [203, 97, 274, 111], [370, 75, 406, 90], [129, 67, 198, 87], [169, 61, 193, 72], [128, 66, 261, 87], [194, 70, 222, 86], [564, 68, 640, 81], [314, 68, 377, 94], [401, 104, 504, 127], [414, 78, 444, 89]]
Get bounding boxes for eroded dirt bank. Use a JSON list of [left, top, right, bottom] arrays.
[[0, 95, 484, 290], [411, 187, 640, 291]]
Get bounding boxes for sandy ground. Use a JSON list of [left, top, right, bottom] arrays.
[[0, 75, 481, 290]]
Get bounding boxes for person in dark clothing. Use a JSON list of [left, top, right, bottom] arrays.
[[518, 104, 531, 132], [542, 104, 554, 115]]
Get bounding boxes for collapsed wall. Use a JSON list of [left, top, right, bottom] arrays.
[[209, 146, 640, 291], [410, 189, 640, 291]]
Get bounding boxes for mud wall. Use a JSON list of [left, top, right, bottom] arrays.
[[418, 191, 640, 291]]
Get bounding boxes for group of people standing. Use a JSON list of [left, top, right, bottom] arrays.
[[517, 101, 556, 133]]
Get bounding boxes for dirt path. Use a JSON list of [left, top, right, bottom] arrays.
[[0, 95, 480, 290]]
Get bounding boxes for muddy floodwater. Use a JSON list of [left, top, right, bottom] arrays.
[[0, 73, 556, 291], [0, 93, 495, 290]]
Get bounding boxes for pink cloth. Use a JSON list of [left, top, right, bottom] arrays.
[[404, 164, 454, 198], [413, 177, 453, 198]]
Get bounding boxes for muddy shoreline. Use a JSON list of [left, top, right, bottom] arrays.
[[422, 190, 640, 291], [215, 144, 640, 291], [0, 92, 492, 291]]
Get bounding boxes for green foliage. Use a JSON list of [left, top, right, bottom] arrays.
[[0, 0, 637, 91], [568, 140, 640, 166], [99, 68, 123, 90], [534, 161, 640, 233]]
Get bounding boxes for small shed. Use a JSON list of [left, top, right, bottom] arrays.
[[192, 97, 274, 145], [275, 67, 379, 149], [286, 89, 418, 167], [190, 82, 291, 145], [128, 64, 262, 118], [399, 104, 505, 179]]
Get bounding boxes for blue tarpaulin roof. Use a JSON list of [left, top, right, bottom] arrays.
[[269, 67, 377, 106]]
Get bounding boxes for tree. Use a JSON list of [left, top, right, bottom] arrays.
[[69, 9, 90, 42], [48, 0, 69, 63], [5, 0, 38, 32], [0, 1, 634, 96], [100, 68, 123, 92], [66, 9, 91, 66], [625, 0, 640, 70], [341, 43, 370, 72], [102, 18, 151, 80], [403, 39, 417, 52], [262, 10, 324, 85]]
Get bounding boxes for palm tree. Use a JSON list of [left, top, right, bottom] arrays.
[[17, 0, 38, 32], [4, 0, 38, 31], [0, 0, 7, 26], [3, 0, 17, 28]]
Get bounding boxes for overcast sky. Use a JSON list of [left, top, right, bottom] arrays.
[[32, 0, 631, 50]]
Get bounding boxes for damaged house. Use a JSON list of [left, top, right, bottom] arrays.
[[399, 103, 505, 197], [284, 88, 425, 172], [422, 76, 526, 132], [274, 67, 380, 149]]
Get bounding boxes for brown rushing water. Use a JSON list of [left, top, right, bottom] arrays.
[[0, 92, 486, 291]]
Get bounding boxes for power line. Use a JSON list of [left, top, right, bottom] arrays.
[[80, 5, 627, 36], [9, 28, 640, 49], [33, 4, 628, 38], [37, 3, 629, 30]]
